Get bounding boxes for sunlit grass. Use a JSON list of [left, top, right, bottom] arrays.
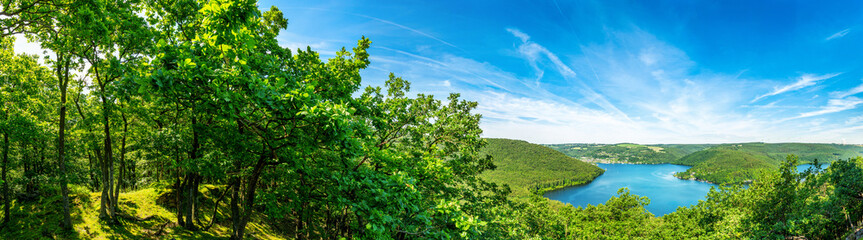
[[0, 183, 286, 239]]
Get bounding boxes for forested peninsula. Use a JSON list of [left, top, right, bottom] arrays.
[[0, 0, 862, 239]]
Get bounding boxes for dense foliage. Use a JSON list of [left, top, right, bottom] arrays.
[[479, 138, 604, 197], [0, 0, 862, 239], [0, 0, 506, 238], [673, 149, 775, 183], [506, 156, 863, 239]]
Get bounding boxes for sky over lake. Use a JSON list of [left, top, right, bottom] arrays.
[[264, 1, 861, 143]]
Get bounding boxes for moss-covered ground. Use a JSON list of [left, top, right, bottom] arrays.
[[0, 183, 286, 239]]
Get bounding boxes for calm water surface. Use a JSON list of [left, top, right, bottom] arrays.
[[544, 163, 821, 216], [543, 163, 715, 216]]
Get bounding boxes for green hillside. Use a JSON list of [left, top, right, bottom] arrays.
[[545, 143, 712, 164], [673, 149, 775, 183], [480, 139, 604, 197], [709, 142, 863, 164]]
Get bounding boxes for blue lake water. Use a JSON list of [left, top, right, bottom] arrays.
[[543, 163, 715, 216], [544, 163, 821, 216]]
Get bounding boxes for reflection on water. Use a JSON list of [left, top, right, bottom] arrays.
[[543, 163, 717, 216], [544, 163, 822, 216]]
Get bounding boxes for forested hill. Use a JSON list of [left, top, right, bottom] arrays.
[[707, 142, 863, 164], [545, 143, 713, 164], [672, 143, 863, 183], [479, 138, 604, 197], [548, 142, 863, 165], [674, 149, 776, 183]]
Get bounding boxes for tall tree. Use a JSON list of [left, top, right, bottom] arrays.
[[0, 35, 55, 228], [61, 0, 149, 221], [53, 51, 73, 230]]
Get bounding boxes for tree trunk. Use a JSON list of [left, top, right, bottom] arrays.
[[120, 110, 128, 192], [175, 144, 184, 227], [98, 81, 116, 221], [2, 132, 9, 226], [184, 116, 201, 230], [230, 175, 242, 240], [57, 55, 72, 230], [230, 154, 267, 240]]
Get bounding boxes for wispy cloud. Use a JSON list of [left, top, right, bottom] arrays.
[[845, 115, 863, 125], [783, 97, 863, 121], [283, 7, 461, 50], [372, 46, 513, 92], [834, 80, 863, 98], [352, 13, 461, 50], [505, 28, 635, 122], [506, 28, 577, 79], [826, 28, 851, 41], [751, 73, 842, 103]]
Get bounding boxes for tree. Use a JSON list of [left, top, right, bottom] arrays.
[[57, 0, 149, 222], [0, 35, 55, 227]]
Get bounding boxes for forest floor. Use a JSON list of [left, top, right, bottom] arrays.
[[0, 183, 285, 239]]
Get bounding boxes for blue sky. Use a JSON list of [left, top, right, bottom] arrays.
[[271, 1, 861, 143]]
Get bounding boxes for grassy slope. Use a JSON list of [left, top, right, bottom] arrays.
[[0, 183, 284, 239], [480, 138, 604, 197]]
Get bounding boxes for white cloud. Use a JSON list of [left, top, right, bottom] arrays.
[[506, 28, 577, 79], [476, 91, 773, 144], [751, 73, 841, 103], [507, 28, 530, 43], [834, 80, 863, 98], [784, 97, 863, 121], [826, 28, 851, 41], [358, 26, 863, 144], [638, 48, 659, 66], [846, 115, 863, 125], [441, 80, 451, 87]]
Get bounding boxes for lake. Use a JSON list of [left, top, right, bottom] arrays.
[[543, 163, 821, 216], [542, 163, 715, 216]]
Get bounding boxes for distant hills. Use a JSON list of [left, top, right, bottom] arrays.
[[479, 138, 604, 197], [546, 142, 863, 184]]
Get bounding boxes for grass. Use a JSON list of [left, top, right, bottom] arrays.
[[0, 183, 285, 239]]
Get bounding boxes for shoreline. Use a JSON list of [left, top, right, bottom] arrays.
[[532, 169, 606, 195]]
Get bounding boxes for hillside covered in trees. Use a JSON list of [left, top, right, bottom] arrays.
[[1, 0, 863, 239], [545, 143, 712, 164], [479, 138, 604, 197]]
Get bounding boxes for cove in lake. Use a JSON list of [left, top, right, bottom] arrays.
[[544, 163, 819, 216], [543, 163, 714, 216]]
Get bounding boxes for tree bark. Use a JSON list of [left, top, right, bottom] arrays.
[[57, 55, 72, 230], [120, 110, 128, 191], [184, 116, 201, 230], [230, 153, 267, 240], [2, 132, 9, 226], [98, 79, 116, 221]]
